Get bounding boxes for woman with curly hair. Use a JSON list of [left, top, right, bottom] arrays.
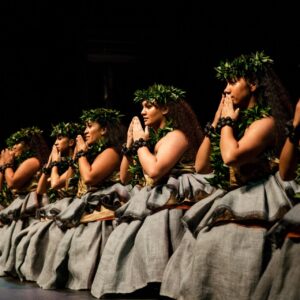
[[8, 121, 83, 282], [35, 108, 126, 291], [91, 83, 211, 298], [160, 51, 295, 300], [0, 127, 49, 275]]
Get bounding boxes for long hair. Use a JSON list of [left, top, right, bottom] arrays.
[[248, 66, 293, 155], [164, 100, 204, 161], [26, 134, 50, 165], [102, 122, 127, 155]]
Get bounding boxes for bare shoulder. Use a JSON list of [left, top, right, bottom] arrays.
[[163, 129, 188, 142], [242, 116, 276, 144], [247, 116, 275, 132], [17, 156, 40, 173], [156, 129, 188, 150], [20, 156, 40, 167], [95, 147, 120, 161]]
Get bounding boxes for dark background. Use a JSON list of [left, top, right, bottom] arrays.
[[1, 1, 299, 148]]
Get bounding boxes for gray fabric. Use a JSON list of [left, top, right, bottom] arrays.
[[35, 184, 126, 290], [91, 173, 215, 298], [37, 227, 75, 289], [55, 195, 90, 228], [0, 196, 26, 223], [0, 220, 19, 276], [18, 221, 62, 282], [37, 197, 73, 219], [5, 197, 72, 281], [253, 239, 300, 300], [160, 229, 196, 299], [253, 184, 300, 300], [178, 224, 267, 300], [278, 202, 300, 225], [0, 217, 35, 276], [252, 248, 281, 300], [160, 172, 293, 300], [5, 219, 41, 278], [91, 209, 185, 298], [55, 184, 131, 228], [184, 173, 292, 237], [36, 220, 115, 290], [66, 220, 115, 290], [178, 172, 216, 200]]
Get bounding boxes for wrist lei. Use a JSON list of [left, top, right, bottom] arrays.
[[285, 120, 300, 145], [204, 122, 215, 139], [42, 166, 51, 175], [49, 161, 61, 168], [1, 163, 14, 173], [121, 143, 132, 157], [216, 116, 236, 132], [75, 150, 88, 160], [130, 138, 148, 155]]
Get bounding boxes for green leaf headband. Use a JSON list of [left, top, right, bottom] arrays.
[[133, 83, 186, 105], [6, 126, 43, 148], [215, 51, 274, 81], [50, 122, 84, 139], [80, 108, 123, 126]]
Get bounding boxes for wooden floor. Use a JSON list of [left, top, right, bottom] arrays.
[[0, 277, 165, 300]]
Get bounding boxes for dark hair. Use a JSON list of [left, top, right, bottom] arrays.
[[247, 66, 293, 155], [163, 100, 204, 161], [25, 134, 50, 165], [103, 122, 127, 154]]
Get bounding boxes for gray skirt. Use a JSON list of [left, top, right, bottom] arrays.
[[253, 189, 300, 300], [160, 172, 294, 300], [91, 173, 215, 298]]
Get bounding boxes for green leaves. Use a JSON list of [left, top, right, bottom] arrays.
[[133, 83, 186, 105], [80, 108, 123, 126], [295, 153, 300, 185], [6, 126, 43, 148], [215, 51, 274, 81], [50, 122, 84, 139]]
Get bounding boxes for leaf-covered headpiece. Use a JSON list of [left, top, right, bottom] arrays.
[[50, 122, 84, 139], [80, 108, 123, 126], [6, 126, 43, 148], [133, 83, 186, 105], [215, 51, 274, 81]]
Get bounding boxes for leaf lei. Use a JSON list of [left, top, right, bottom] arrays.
[[206, 105, 272, 190], [85, 139, 108, 164], [133, 84, 185, 105], [215, 51, 273, 81], [80, 108, 123, 126], [46, 157, 77, 203], [0, 182, 14, 206], [295, 153, 300, 185], [6, 127, 43, 148], [50, 122, 84, 139], [128, 120, 174, 186]]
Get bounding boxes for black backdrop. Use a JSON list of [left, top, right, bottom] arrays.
[[1, 1, 299, 147]]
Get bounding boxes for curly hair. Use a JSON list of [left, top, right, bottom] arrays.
[[80, 107, 126, 155], [25, 134, 50, 165], [161, 100, 204, 161], [246, 66, 293, 155], [103, 122, 127, 155]]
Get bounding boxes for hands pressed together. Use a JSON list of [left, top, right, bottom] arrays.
[[126, 116, 149, 148], [212, 94, 240, 128]]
